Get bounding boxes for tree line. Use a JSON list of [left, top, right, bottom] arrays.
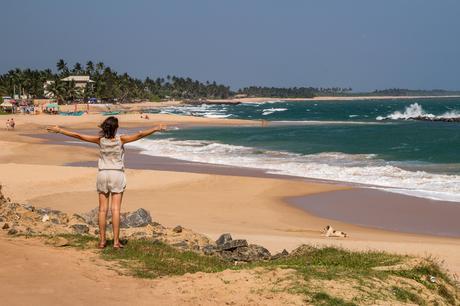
[[0, 59, 232, 103], [372, 88, 460, 96], [237, 86, 352, 98]]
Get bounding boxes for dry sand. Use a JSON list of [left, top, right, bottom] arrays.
[[1, 113, 460, 304], [0, 235, 303, 306]]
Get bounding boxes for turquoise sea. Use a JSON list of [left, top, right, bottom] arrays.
[[130, 98, 460, 202]]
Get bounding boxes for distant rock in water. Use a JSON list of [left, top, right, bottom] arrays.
[[376, 103, 460, 122], [411, 116, 460, 122], [378, 116, 460, 122]]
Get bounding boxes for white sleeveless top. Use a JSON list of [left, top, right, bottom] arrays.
[[98, 135, 125, 171]]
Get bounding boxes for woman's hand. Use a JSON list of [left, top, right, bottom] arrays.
[[46, 125, 61, 133]]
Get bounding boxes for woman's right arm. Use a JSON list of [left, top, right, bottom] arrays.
[[47, 125, 100, 144]]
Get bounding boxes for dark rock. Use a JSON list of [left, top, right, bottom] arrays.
[[120, 208, 152, 228], [7, 228, 18, 235], [2, 223, 9, 230], [216, 233, 232, 246], [202, 244, 217, 256], [71, 224, 90, 234], [72, 213, 87, 223], [80, 207, 152, 228], [173, 225, 183, 233], [77, 208, 99, 226], [50, 218, 60, 224], [219, 239, 248, 251], [36, 208, 52, 215], [271, 249, 289, 260], [220, 244, 271, 262], [23, 204, 35, 211], [290, 245, 315, 257]]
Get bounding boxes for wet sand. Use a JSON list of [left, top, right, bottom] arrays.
[[289, 189, 460, 238]]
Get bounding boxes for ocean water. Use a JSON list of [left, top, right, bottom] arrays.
[[130, 98, 460, 202]]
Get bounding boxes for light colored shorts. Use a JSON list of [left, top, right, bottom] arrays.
[[97, 170, 126, 194]]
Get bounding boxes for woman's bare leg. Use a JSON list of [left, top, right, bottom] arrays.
[[98, 192, 109, 247], [111, 192, 123, 247]]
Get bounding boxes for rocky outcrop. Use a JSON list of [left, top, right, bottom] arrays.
[[0, 185, 286, 263], [212, 233, 277, 262], [76, 207, 152, 228]]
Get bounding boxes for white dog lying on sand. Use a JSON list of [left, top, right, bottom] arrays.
[[322, 225, 348, 238]]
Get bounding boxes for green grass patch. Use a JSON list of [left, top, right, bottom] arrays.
[[253, 246, 404, 281], [58, 233, 98, 249], [47, 235, 458, 304], [392, 286, 425, 305], [101, 239, 234, 278], [311, 292, 357, 306]]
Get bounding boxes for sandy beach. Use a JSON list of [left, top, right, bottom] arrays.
[[1, 112, 460, 304]]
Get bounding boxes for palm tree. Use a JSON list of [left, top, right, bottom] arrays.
[[45, 78, 65, 103], [63, 80, 80, 102], [73, 62, 83, 75], [96, 62, 105, 74], [86, 61, 94, 76], [56, 59, 68, 76]]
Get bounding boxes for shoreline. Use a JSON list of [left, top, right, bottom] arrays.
[[37, 130, 460, 239]]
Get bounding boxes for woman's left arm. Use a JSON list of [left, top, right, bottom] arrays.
[[120, 124, 166, 144], [47, 126, 100, 144]]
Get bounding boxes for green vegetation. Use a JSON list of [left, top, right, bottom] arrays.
[[57, 235, 459, 305], [372, 88, 460, 96], [102, 239, 232, 278], [392, 286, 425, 305], [312, 292, 357, 306], [238, 86, 352, 98], [0, 59, 233, 103]]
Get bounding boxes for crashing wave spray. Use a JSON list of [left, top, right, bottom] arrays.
[[376, 103, 460, 121]]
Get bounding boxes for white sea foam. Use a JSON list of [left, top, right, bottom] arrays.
[[262, 108, 288, 116], [127, 138, 460, 202], [159, 104, 232, 118], [377, 103, 460, 121]]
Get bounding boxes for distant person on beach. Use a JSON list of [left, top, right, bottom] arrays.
[[47, 116, 166, 249], [9, 118, 15, 129], [6, 119, 10, 130]]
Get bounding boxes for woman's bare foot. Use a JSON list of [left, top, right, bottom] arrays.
[[98, 240, 107, 249], [113, 242, 124, 249]]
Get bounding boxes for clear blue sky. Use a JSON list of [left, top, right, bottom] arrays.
[[1, 0, 459, 91]]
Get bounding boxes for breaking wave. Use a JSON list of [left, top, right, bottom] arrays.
[[127, 138, 460, 202], [377, 103, 460, 121], [262, 108, 288, 116]]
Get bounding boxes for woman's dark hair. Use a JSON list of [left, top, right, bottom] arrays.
[[99, 116, 119, 139]]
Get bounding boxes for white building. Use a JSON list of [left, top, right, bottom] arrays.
[[44, 75, 94, 98], [61, 75, 94, 89]]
